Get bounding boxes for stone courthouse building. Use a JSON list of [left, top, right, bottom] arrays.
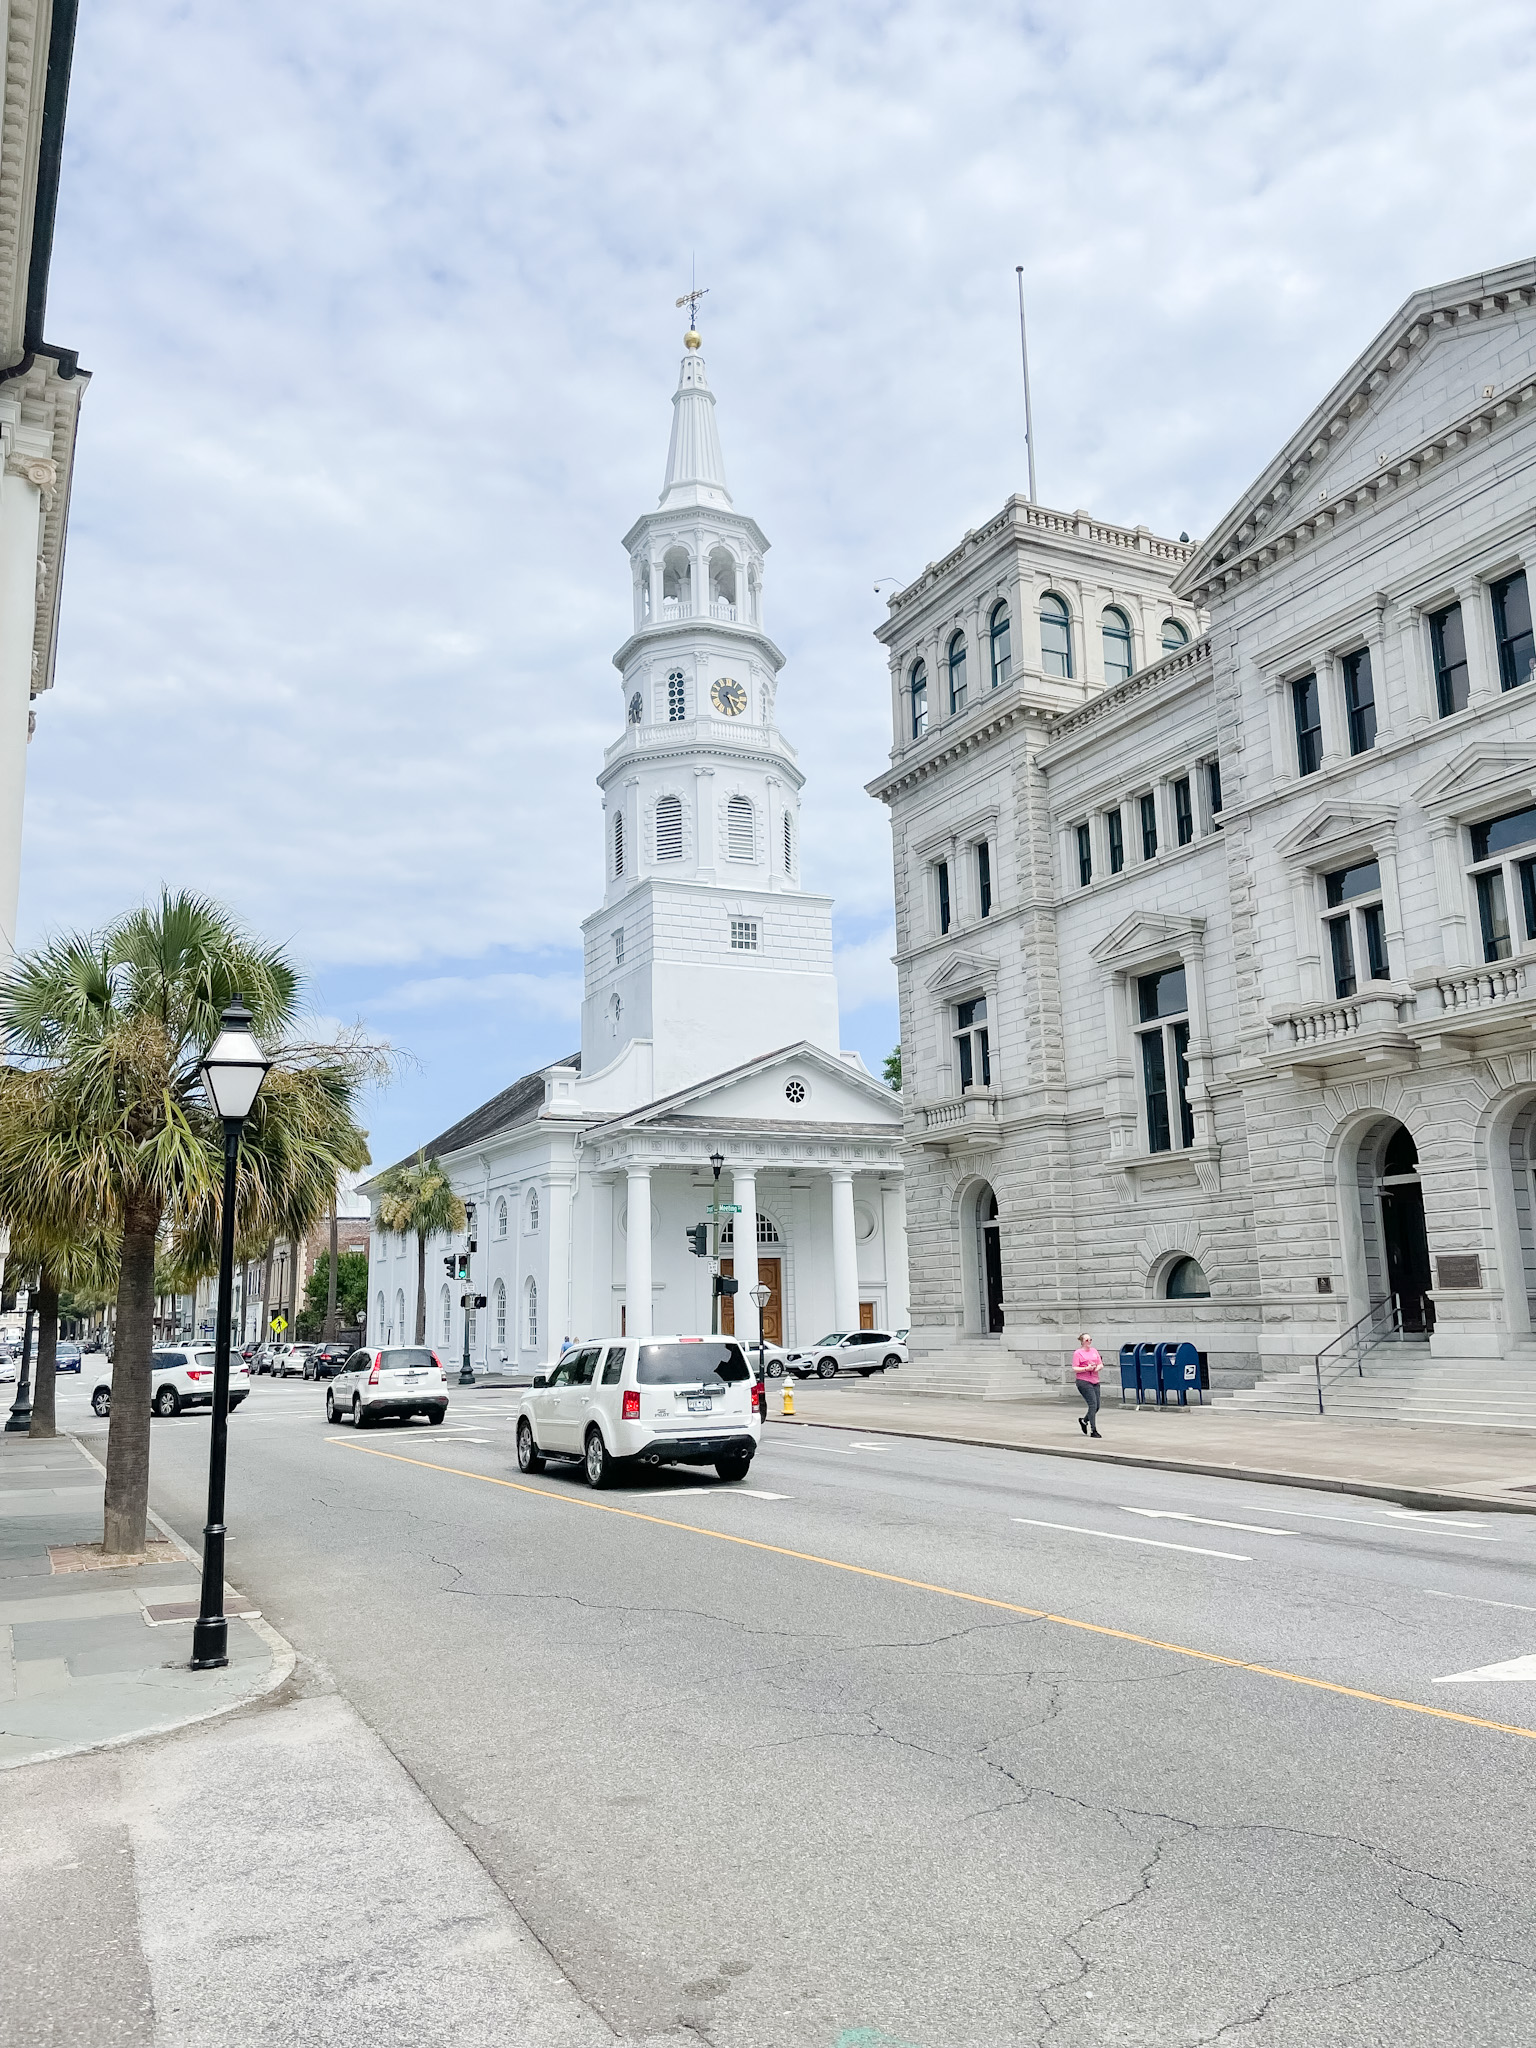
[[872, 259, 1536, 1413]]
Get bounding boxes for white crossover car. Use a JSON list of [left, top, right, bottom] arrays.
[[516, 1336, 765, 1487], [91, 1347, 251, 1419], [787, 1330, 907, 1379], [325, 1345, 449, 1427]]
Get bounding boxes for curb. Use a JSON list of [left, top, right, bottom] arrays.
[[767, 1413, 1536, 1517], [0, 1435, 302, 1772]]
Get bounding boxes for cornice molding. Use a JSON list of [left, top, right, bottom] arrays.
[[866, 688, 1049, 806], [1037, 636, 1213, 761]]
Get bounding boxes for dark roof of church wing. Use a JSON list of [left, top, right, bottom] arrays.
[[371, 1051, 581, 1180]]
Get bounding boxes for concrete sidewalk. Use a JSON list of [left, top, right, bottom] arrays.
[[0, 1432, 289, 1768], [770, 1380, 1536, 1512]]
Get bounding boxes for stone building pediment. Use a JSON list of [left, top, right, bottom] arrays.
[[1274, 801, 1399, 865], [923, 951, 999, 997], [1413, 743, 1536, 817], [1090, 911, 1206, 970]]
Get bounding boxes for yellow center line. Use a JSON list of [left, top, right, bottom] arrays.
[[328, 1438, 1536, 1744]]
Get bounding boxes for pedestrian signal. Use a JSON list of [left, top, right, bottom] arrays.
[[685, 1223, 709, 1256]]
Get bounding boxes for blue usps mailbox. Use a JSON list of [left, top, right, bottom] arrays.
[[1118, 1343, 1140, 1404], [1156, 1340, 1204, 1405], [1136, 1341, 1160, 1403]]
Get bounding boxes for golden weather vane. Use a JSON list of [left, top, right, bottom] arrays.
[[675, 252, 709, 337]]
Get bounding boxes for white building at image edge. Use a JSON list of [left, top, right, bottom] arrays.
[[367, 326, 907, 1366]]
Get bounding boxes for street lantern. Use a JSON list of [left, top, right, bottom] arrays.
[[708, 1150, 726, 1335], [749, 1280, 771, 1384], [190, 997, 271, 1673]]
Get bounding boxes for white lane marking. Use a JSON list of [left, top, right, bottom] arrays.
[[1242, 1504, 1497, 1542], [1012, 1516, 1249, 1562], [1122, 1508, 1297, 1536], [1383, 1510, 1489, 1525], [1434, 1653, 1536, 1683], [624, 1487, 790, 1501], [1425, 1589, 1536, 1616]]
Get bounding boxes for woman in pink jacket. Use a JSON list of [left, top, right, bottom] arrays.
[[1072, 1332, 1103, 1439]]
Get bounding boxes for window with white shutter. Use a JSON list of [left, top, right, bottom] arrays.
[[655, 795, 683, 860], [727, 795, 754, 861]]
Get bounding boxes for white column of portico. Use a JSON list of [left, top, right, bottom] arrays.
[[0, 460, 48, 960], [731, 1168, 758, 1344], [625, 1164, 653, 1337], [829, 1170, 859, 1332]]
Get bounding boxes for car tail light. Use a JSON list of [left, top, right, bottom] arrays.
[[368, 1355, 381, 1385], [431, 1353, 445, 1380], [622, 1388, 640, 1420], [185, 1369, 211, 1382]]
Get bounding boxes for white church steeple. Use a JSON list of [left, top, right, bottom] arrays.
[[575, 322, 843, 1105]]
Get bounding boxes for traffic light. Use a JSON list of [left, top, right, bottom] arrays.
[[473, 1293, 487, 1310], [714, 1275, 738, 1297], [686, 1223, 709, 1257], [455, 1251, 470, 1281], [443, 1255, 455, 1277]]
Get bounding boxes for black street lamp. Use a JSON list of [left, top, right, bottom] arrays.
[[749, 1280, 771, 1386], [708, 1150, 725, 1336], [4, 1285, 37, 1434], [190, 997, 271, 1672], [460, 1201, 478, 1386]]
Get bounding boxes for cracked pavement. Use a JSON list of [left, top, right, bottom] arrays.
[[11, 1377, 1536, 2046]]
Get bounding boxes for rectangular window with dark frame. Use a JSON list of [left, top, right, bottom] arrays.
[[977, 842, 992, 918], [1469, 806, 1536, 962], [1139, 792, 1158, 861], [1107, 808, 1124, 874], [1076, 822, 1092, 888], [1173, 776, 1193, 847], [1207, 759, 1223, 824], [1136, 965, 1192, 1155], [936, 861, 951, 935], [1429, 602, 1469, 717], [954, 997, 991, 1091], [1328, 915, 1357, 997], [1343, 648, 1377, 755], [1492, 571, 1535, 692], [1140, 1029, 1170, 1153], [1292, 673, 1322, 775], [1323, 857, 1389, 994]]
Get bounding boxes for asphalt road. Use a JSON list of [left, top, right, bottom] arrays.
[[62, 1371, 1536, 2047]]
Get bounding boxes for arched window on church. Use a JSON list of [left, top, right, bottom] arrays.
[[440, 1284, 451, 1341], [527, 1187, 540, 1234], [727, 795, 754, 861], [613, 812, 624, 877], [1102, 606, 1134, 685], [496, 1197, 508, 1238], [525, 1277, 538, 1348], [494, 1279, 506, 1346], [783, 812, 794, 875], [655, 794, 684, 860]]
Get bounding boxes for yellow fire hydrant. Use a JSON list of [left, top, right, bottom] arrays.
[[781, 1380, 795, 1418]]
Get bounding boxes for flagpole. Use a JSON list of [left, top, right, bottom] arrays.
[[1015, 265, 1037, 504]]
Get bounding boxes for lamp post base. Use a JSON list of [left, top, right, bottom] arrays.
[[458, 1365, 476, 1385], [190, 1615, 228, 1669]]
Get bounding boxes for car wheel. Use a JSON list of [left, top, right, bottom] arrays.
[[352, 1396, 369, 1429], [517, 1418, 544, 1473], [816, 1356, 838, 1379], [883, 1353, 901, 1370], [92, 1387, 110, 1418], [584, 1427, 613, 1489], [427, 1408, 445, 1425], [715, 1451, 752, 1482], [325, 1390, 338, 1423], [766, 1358, 784, 1378], [153, 1385, 181, 1417]]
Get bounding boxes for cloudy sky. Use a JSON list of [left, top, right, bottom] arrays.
[[21, 0, 1536, 1167]]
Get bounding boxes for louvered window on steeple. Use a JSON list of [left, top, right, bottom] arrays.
[[656, 794, 684, 860], [727, 795, 754, 861], [783, 813, 794, 873], [613, 812, 624, 876]]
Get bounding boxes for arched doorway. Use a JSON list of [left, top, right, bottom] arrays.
[[961, 1182, 1004, 1333], [1356, 1120, 1434, 1333]]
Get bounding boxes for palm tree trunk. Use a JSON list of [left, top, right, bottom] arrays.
[[28, 1267, 58, 1438], [103, 1199, 161, 1556], [414, 1230, 427, 1344]]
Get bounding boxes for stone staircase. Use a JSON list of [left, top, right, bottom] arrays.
[[879, 1337, 1067, 1404], [1218, 1338, 1536, 1430]]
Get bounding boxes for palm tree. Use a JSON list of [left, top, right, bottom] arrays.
[[0, 891, 376, 1555], [373, 1152, 465, 1345]]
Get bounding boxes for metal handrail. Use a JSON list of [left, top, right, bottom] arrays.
[[1313, 1296, 1400, 1414]]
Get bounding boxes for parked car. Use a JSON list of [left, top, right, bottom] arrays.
[[786, 1330, 907, 1379], [516, 1335, 764, 1488], [305, 1342, 354, 1380], [91, 1348, 251, 1419], [326, 1346, 448, 1428], [747, 1342, 794, 1378], [0, 1358, 14, 1384], [53, 1341, 83, 1374], [280, 1345, 316, 1379]]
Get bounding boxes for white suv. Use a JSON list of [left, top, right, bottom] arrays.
[[787, 1330, 907, 1379], [516, 1336, 764, 1488], [326, 1345, 448, 1427], [91, 1347, 252, 1419]]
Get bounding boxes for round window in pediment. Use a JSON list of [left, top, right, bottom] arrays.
[[784, 1078, 808, 1105]]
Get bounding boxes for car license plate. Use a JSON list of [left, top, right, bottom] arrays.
[[687, 1394, 712, 1414]]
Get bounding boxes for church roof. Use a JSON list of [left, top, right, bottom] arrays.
[[369, 1052, 582, 1180], [659, 342, 732, 511], [585, 1041, 901, 1139]]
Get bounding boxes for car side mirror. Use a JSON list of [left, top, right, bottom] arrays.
[[532, 1373, 548, 1389]]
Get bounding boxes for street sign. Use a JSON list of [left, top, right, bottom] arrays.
[[708, 1204, 743, 1214], [271, 1314, 288, 1333]]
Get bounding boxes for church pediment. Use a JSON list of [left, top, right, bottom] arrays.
[[1274, 800, 1399, 864], [597, 1040, 902, 1135], [923, 951, 999, 997], [1413, 743, 1536, 817], [1090, 911, 1206, 970]]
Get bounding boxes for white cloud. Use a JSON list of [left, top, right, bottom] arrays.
[[17, 0, 1536, 1161], [835, 927, 898, 1015]]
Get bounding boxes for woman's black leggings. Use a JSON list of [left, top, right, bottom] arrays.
[[1077, 1377, 1101, 1428]]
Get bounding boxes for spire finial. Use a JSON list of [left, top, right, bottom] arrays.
[[676, 256, 709, 348]]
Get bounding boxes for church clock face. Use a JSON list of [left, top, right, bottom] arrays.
[[710, 676, 747, 717], [627, 691, 643, 724]]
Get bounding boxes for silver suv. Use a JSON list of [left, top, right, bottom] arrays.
[[325, 1346, 448, 1427], [516, 1336, 764, 1487], [787, 1330, 907, 1378]]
